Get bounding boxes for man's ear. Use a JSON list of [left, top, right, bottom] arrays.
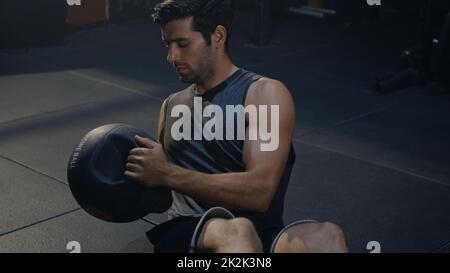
[[212, 25, 227, 49]]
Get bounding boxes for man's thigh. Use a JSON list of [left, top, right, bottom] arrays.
[[146, 207, 235, 253], [146, 216, 201, 253]]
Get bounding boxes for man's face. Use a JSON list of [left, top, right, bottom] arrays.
[[161, 17, 214, 83]]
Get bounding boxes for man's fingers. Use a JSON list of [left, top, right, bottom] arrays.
[[125, 163, 141, 172], [135, 135, 156, 149], [127, 155, 142, 164], [124, 170, 140, 181], [129, 148, 148, 156]]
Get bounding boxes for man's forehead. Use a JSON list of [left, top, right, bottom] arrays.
[[161, 30, 189, 42], [161, 17, 194, 40]]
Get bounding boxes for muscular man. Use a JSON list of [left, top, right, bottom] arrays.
[[125, 0, 348, 253]]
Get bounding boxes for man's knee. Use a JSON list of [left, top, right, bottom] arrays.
[[202, 217, 258, 244], [198, 217, 262, 252], [319, 222, 347, 248], [273, 221, 348, 253]]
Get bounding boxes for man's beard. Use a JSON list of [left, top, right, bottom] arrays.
[[179, 48, 214, 84]]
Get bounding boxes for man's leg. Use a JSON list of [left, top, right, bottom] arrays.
[[197, 217, 263, 253], [272, 222, 348, 253]]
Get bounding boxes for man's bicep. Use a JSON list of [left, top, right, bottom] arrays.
[[243, 79, 295, 188], [243, 121, 293, 185]]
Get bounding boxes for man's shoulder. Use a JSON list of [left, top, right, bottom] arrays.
[[163, 85, 194, 106], [247, 77, 290, 102], [252, 77, 287, 89]]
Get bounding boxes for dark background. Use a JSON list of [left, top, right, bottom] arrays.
[[0, 0, 449, 253]]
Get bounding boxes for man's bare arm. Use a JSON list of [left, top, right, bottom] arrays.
[[163, 79, 295, 212], [157, 99, 168, 145]]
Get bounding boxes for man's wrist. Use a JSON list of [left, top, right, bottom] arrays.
[[160, 162, 177, 188]]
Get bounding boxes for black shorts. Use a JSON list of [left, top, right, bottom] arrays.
[[146, 208, 284, 253]]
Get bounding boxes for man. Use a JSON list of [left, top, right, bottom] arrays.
[[124, 0, 348, 253]]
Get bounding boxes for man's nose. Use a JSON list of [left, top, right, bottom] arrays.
[[167, 46, 179, 64]]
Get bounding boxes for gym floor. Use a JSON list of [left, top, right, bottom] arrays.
[[1, 10, 449, 253]]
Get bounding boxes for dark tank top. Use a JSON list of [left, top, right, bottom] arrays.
[[162, 68, 295, 231]]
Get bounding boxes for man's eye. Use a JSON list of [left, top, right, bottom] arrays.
[[179, 43, 188, 48]]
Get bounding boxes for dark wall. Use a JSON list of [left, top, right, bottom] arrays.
[[0, 0, 67, 49], [231, 0, 289, 16]]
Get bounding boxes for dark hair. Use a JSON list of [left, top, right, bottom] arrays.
[[152, 0, 234, 53]]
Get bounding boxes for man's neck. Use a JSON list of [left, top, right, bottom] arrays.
[[195, 61, 238, 95]]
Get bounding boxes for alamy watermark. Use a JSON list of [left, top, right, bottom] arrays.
[[66, 241, 81, 253], [366, 241, 382, 253], [171, 97, 280, 152], [67, 0, 81, 6], [366, 0, 382, 6]]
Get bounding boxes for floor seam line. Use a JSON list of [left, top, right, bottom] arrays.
[[0, 101, 97, 130], [298, 99, 409, 138], [68, 71, 165, 102], [0, 208, 81, 238], [0, 154, 68, 186], [293, 139, 450, 188]]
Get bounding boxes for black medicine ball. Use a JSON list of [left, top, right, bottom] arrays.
[[67, 124, 172, 223]]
